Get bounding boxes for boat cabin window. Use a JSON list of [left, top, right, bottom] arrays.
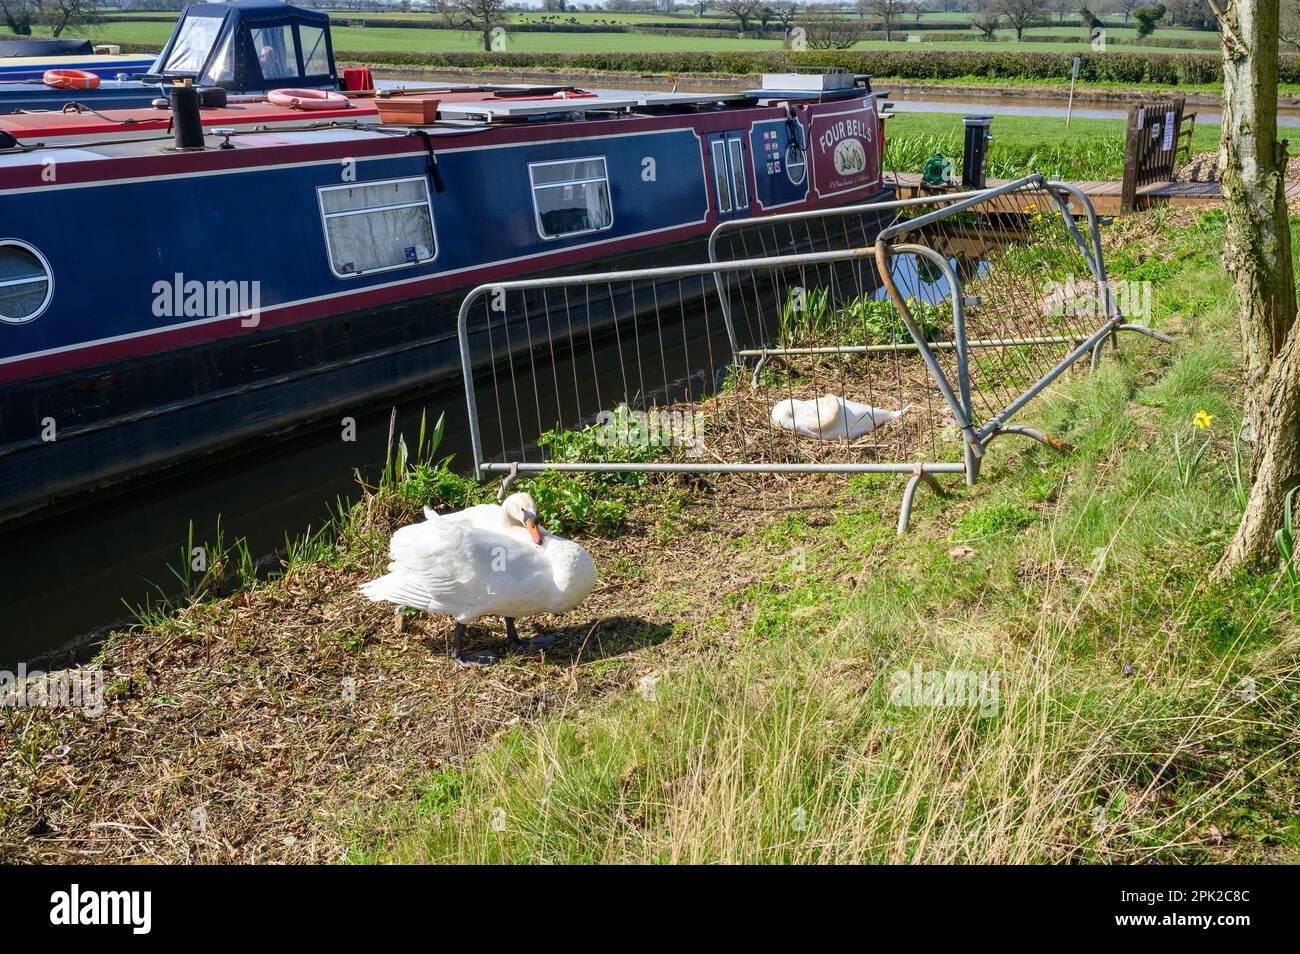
[[162, 15, 223, 74], [204, 32, 236, 86], [529, 157, 613, 240], [252, 25, 297, 81], [318, 178, 437, 279], [0, 241, 53, 325], [727, 138, 749, 210], [709, 141, 732, 214], [300, 26, 330, 76]]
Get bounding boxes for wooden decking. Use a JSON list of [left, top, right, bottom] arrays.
[[888, 172, 1300, 215]]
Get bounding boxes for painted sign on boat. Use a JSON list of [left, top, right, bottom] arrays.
[[809, 102, 880, 199]]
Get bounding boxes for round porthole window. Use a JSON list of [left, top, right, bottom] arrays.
[[0, 240, 53, 325], [785, 142, 807, 187]]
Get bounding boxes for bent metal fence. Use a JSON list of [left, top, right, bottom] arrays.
[[457, 174, 1170, 533]]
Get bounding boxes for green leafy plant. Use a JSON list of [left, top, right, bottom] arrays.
[[1276, 486, 1300, 595], [845, 296, 944, 344]]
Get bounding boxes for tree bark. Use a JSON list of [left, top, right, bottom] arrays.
[[1215, 0, 1300, 572]]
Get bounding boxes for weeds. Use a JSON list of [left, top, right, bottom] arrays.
[[1276, 487, 1300, 597]]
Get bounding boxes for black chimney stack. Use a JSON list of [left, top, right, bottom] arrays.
[[169, 85, 204, 150]]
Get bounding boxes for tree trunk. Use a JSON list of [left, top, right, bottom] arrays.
[[1216, 0, 1300, 572]]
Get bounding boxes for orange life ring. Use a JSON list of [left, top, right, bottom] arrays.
[[43, 69, 101, 91], [266, 88, 349, 111]]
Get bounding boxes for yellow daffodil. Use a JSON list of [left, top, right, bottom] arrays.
[[1193, 410, 1213, 429]]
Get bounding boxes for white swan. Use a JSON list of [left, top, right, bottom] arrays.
[[360, 493, 597, 667], [771, 395, 909, 441]]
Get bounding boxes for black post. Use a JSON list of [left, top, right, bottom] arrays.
[[961, 115, 992, 190], [169, 85, 204, 150]]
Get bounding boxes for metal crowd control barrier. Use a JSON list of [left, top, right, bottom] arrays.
[[457, 175, 1170, 533]]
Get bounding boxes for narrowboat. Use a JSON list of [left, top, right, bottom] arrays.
[[0, 38, 154, 84], [0, 64, 889, 524], [0, 2, 344, 113]]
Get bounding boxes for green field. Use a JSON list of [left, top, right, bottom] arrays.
[[885, 111, 1274, 181], [8, 15, 1218, 57]]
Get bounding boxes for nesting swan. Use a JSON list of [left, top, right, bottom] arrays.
[[361, 493, 597, 667], [771, 395, 908, 441]]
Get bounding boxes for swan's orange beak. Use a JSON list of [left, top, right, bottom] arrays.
[[523, 512, 543, 545]]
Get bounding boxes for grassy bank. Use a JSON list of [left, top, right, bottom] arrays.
[[885, 111, 1256, 181], [351, 207, 1300, 864], [2, 206, 1297, 864]]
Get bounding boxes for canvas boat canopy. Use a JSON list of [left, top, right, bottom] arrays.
[[148, 0, 336, 92]]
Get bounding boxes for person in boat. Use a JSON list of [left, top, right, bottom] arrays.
[[259, 45, 289, 80]]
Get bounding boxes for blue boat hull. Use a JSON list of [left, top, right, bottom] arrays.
[[0, 233, 720, 523]]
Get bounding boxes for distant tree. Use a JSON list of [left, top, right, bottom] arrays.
[[1132, 0, 1165, 32], [691, 0, 710, 13], [801, 4, 871, 46], [760, 4, 774, 28], [0, 0, 99, 37], [721, 0, 760, 31], [541, 0, 568, 10], [971, 7, 1002, 35], [1167, 0, 1216, 28], [992, 0, 1044, 39], [40, 0, 97, 35], [859, 0, 907, 38], [439, 0, 509, 51], [0, 0, 35, 34], [773, 1, 798, 30]]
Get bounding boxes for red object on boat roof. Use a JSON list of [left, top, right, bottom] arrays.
[[342, 67, 374, 92], [43, 69, 101, 91]]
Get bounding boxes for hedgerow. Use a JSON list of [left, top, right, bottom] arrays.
[[328, 48, 1283, 86]]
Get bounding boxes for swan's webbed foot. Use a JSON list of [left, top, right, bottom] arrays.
[[504, 618, 558, 652], [450, 623, 499, 668]]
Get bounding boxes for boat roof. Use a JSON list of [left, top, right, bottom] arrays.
[[0, 98, 380, 145], [0, 79, 881, 160]]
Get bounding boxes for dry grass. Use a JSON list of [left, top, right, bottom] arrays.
[[0, 473, 875, 863]]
